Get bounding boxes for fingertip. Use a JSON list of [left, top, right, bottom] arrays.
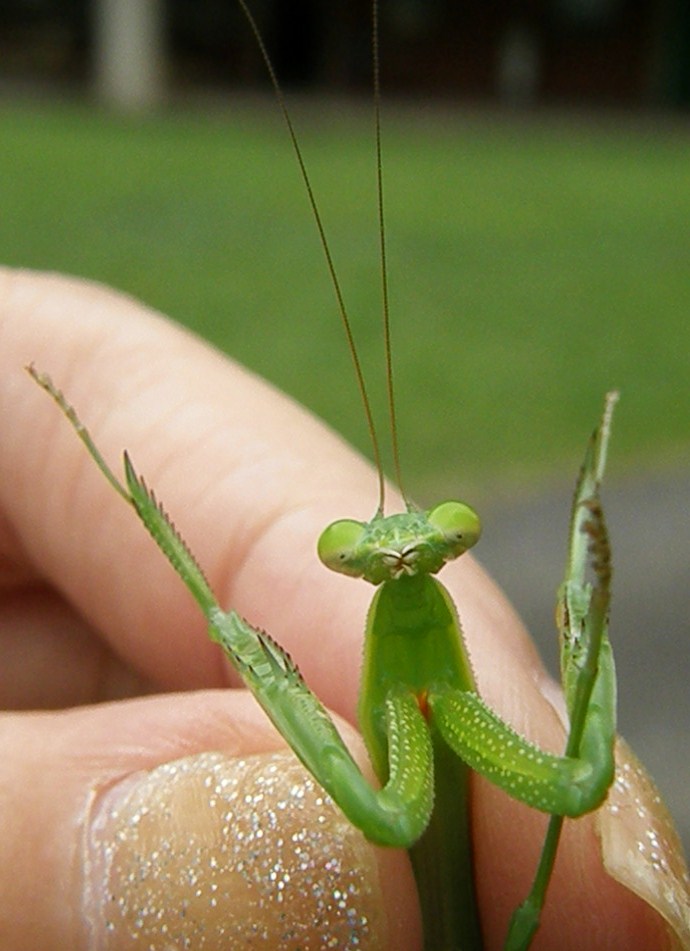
[[90, 751, 419, 950], [2, 692, 420, 951], [598, 739, 690, 949], [473, 754, 685, 949]]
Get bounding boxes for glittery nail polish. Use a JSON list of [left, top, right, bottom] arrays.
[[87, 750, 386, 949], [598, 738, 690, 949]]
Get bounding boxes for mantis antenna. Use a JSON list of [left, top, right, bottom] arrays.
[[372, 0, 406, 505], [235, 0, 405, 514]]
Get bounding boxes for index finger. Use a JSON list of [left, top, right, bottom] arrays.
[[0, 268, 540, 716], [0, 267, 380, 704]]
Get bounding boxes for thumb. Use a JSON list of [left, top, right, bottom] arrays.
[[1, 692, 419, 950]]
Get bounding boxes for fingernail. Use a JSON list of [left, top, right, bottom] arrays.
[[597, 738, 690, 949], [86, 750, 386, 950]]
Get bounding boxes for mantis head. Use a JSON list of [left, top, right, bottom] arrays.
[[317, 501, 481, 585]]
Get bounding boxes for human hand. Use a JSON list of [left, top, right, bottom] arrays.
[[0, 268, 686, 949]]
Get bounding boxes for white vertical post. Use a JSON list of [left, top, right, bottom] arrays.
[[93, 0, 166, 110]]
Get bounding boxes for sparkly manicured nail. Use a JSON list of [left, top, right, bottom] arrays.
[[87, 750, 386, 949], [597, 738, 690, 949]]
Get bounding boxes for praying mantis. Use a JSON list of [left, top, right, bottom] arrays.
[[26, 3, 627, 949]]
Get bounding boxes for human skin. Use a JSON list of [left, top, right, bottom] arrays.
[[0, 268, 684, 949]]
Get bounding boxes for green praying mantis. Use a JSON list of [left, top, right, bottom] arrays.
[[28, 3, 624, 949]]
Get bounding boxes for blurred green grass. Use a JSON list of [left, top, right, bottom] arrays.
[[1, 98, 688, 504]]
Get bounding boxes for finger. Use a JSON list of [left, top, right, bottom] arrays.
[[0, 268, 374, 701], [0, 269, 534, 713], [0, 270, 548, 716], [0, 269, 533, 716], [0, 585, 152, 710], [1, 693, 420, 951]]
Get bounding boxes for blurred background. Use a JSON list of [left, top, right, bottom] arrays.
[[1, 0, 690, 106], [1, 0, 688, 857]]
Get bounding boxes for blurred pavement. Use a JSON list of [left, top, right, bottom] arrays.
[[477, 469, 689, 859]]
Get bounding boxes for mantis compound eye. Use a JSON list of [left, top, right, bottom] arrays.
[[427, 500, 482, 559], [317, 518, 367, 576]]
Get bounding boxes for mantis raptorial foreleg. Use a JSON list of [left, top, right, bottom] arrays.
[[504, 391, 618, 949]]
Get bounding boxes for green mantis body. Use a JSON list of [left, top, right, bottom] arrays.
[[26, 2, 622, 947], [30, 370, 617, 950]]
